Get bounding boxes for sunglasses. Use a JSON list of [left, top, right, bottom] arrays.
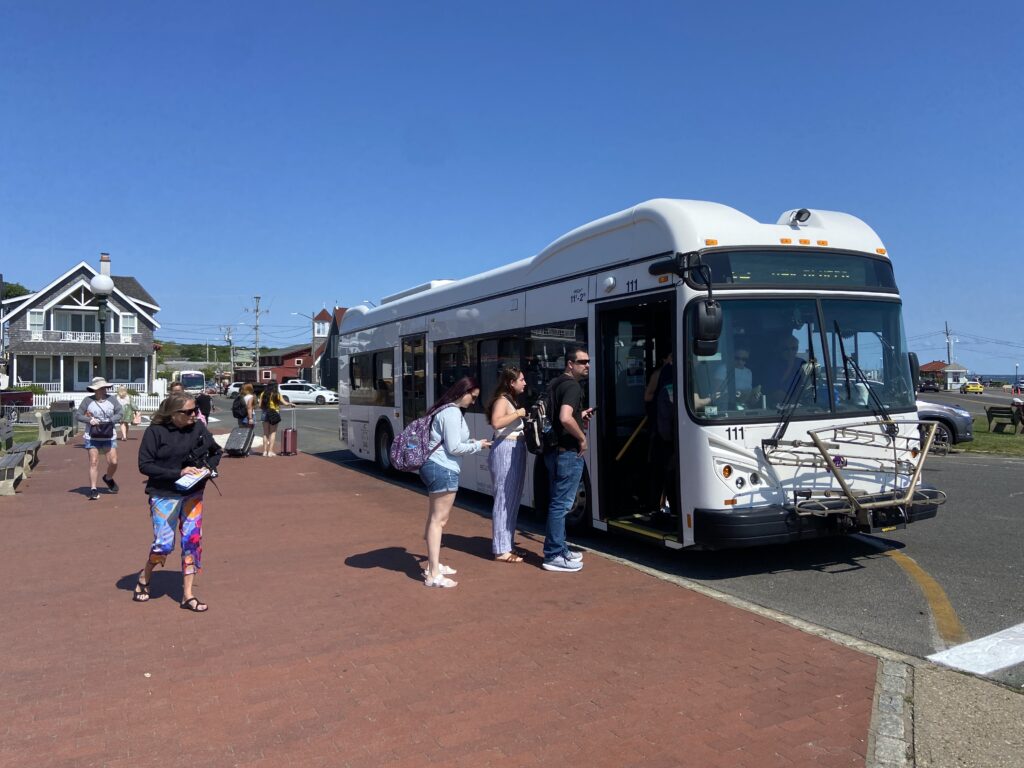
[[174, 407, 200, 416], [573, 359, 591, 366]]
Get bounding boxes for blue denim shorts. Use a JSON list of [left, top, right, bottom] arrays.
[[420, 461, 460, 494]]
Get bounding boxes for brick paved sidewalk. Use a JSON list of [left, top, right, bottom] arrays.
[[1, 439, 877, 767]]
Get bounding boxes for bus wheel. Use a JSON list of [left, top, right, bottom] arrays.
[[530, 456, 591, 533], [375, 422, 395, 473]]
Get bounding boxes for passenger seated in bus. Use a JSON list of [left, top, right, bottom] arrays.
[[759, 335, 806, 406]]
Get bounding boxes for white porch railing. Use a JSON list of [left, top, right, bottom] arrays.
[[32, 393, 164, 412], [26, 330, 141, 344]]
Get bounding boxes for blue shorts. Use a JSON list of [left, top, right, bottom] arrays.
[[84, 436, 117, 453], [420, 461, 460, 494]]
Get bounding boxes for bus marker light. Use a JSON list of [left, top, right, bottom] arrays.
[[657, 275, 669, 284], [721, 464, 733, 478], [799, 238, 811, 245], [686, 514, 692, 528], [724, 499, 737, 505], [705, 238, 718, 246], [780, 238, 792, 244], [817, 240, 828, 246], [876, 248, 887, 255]]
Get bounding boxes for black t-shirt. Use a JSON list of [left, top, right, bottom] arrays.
[[195, 393, 213, 418], [549, 373, 583, 450]]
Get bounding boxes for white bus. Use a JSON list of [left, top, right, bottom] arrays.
[[338, 199, 944, 550], [174, 369, 206, 394]]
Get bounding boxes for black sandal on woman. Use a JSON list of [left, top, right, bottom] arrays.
[[180, 596, 208, 612], [132, 580, 150, 602]]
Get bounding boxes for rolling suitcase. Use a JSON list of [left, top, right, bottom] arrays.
[[281, 410, 298, 455], [224, 426, 255, 457]]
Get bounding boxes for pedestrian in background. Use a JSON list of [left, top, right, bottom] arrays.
[[75, 377, 123, 501], [259, 382, 295, 456], [421, 376, 492, 588], [115, 385, 134, 441], [237, 383, 255, 427], [486, 367, 528, 563], [194, 389, 213, 426], [134, 392, 222, 612]]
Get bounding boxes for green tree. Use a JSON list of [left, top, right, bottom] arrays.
[[2, 281, 31, 299]]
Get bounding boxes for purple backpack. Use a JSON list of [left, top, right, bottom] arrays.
[[389, 405, 454, 472]]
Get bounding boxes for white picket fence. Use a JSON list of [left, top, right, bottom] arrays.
[[30, 393, 165, 412]]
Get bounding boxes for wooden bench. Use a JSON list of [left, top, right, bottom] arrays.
[[37, 411, 73, 445], [0, 418, 40, 478], [985, 405, 1022, 434], [0, 452, 25, 495]]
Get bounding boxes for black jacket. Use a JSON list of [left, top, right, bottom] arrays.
[[138, 420, 222, 497]]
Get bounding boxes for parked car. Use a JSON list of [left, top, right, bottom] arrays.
[[279, 382, 337, 405], [917, 380, 941, 393], [225, 381, 245, 397], [917, 399, 973, 449], [959, 380, 984, 394]]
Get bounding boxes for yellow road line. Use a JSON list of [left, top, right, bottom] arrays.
[[885, 550, 970, 647]]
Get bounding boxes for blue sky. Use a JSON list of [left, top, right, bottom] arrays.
[[2, 2, 1022, 373]]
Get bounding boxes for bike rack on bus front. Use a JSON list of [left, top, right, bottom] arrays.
[[762, 419, 948, 531]]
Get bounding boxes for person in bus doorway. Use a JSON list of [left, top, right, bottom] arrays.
[[486, 367, 528, 563], [543, 347, 595, 572], [420, 377, 492, 587], [75, 377, 123, 501], [644, 352, 674, 518]]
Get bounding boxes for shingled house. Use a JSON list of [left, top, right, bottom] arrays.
[[0, 256, 160, 392]]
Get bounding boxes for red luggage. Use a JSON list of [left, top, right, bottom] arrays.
[[281, 410, 298, 455]]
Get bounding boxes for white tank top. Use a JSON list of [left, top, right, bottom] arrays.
[[492, 396, 524, 439]]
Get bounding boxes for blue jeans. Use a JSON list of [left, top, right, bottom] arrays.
[[544, 449, 585, 561]]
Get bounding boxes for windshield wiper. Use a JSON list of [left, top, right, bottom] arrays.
[[834, 321, 897, 437], [763, 353, 813, 448]]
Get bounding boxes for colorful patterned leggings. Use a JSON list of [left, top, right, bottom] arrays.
[[147, 492, 204, 575]]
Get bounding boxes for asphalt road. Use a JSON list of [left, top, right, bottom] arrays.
[[209, 395, 1024, 688]]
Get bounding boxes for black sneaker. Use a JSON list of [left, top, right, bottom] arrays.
[[87, 488, 99, 501], [102, 475, 119, 494]]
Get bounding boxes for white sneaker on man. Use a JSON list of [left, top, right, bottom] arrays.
[[543, 554, 583, 572], [565, 549, 583, 562]]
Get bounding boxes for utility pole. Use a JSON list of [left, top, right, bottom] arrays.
[[246, 296, 266, 382], [944, 321, 955, 365], [221, 326, 235, 384]]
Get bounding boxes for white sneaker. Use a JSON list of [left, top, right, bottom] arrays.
[[543, 555, 583, 572], [565, 549, 584, 562]]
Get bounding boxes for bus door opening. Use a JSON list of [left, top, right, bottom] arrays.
[[595, 294, 679, 541]]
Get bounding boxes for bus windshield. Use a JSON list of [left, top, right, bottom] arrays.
[[180, 372, 205, 391], [687, 297, 914, 422]]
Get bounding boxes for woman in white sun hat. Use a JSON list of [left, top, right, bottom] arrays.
[[75, 376, 123, 501]]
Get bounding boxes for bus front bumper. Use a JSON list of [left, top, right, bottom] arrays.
[[693, 485, 943, 550]]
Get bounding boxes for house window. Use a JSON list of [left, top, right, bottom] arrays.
[[114, 358, 130, 381], [262, 370, 272, 380], [29, 310, 45, 338], [315, 322, 329, 337], [34, 357, 51, 381], [294, 359, 303, 367], [121, 314, 137, 335]]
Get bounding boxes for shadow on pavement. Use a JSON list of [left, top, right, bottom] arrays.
[[115, 570, 184, 603], [344, 546, 424, 582]]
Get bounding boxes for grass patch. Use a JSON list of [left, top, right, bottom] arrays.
[[958, 417, 1024, 457], [13, 425, 41, 443]]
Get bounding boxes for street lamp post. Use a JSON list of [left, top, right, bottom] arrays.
[[292, 312, 317, 385], [89, 254, 115, 382]]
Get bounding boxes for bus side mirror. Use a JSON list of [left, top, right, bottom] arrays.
[[693, 300, 723, 357], [908, 352, 920, 390]]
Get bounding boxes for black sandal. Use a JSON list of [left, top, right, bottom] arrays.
[[132, 580, 150, 602], [180, 596, 208, 612]]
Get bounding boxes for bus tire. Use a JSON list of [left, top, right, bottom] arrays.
[[374, 421, 395, 474], [530, 454, 591, 533]]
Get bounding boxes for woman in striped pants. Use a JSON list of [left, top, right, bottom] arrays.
[[486, 367, 528, 562]]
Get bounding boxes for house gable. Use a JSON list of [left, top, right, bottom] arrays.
[[2, 262, 160, 329]]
